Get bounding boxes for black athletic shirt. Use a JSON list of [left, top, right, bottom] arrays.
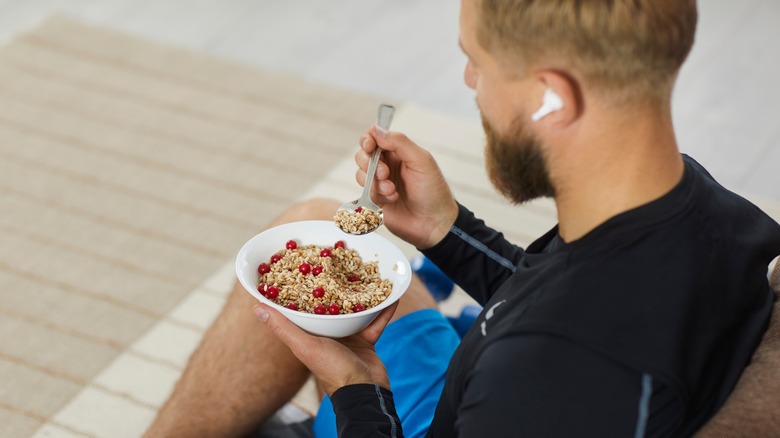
[[330, 155, 780, 437]]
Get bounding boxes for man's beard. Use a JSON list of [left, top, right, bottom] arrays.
[[482, 115, 556, 204]]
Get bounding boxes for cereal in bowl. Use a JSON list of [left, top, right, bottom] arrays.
[[257, 239, 392, 315]]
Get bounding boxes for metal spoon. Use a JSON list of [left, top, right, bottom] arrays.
[[335, 103, 395, 235]]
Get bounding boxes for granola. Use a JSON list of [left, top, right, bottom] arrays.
[[257, 240, 392, 315], [334, 207, 383, 234]]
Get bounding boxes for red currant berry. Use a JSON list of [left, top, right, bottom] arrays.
[[285, 303, 299, 311], [328, 303, 341, 315], [298, 263, 311, 274], [347, 273, 361, 282], [320, 248, 333, 258], [286, 240, 298, 250], [257, 283, 268, 295], [270, 254, 282, 264], [313, 304, 326, 315], [312, 265, 323, 276], [334, 240, 346, 249], [266, 285, 279, 299], [257, 262, 270, 275], [353, 303, 366, 313], [312, 287, 325, 298], [355, 206, 363, 213]]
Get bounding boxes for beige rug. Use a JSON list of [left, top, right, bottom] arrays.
[[2, 15, 776, 438], [0, 15, 381, 437]]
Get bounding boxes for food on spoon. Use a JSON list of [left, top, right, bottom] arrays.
[[334, 207, 383, 234]]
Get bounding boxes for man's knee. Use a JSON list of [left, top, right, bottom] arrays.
[[268, 198, 340, 227]]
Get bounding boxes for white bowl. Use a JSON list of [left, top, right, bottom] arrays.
[[235, 220, 412, 338]]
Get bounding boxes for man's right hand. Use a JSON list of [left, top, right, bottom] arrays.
[[356, 125, 458, 249]]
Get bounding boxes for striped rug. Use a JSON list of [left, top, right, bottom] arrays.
[[0, 15, 380, 437]]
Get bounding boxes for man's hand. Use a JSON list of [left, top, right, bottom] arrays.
[[253, 301, 399, 395], [356, 125, 459, 249]]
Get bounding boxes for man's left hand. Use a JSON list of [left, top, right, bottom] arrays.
[[253, 301, 398, 395]]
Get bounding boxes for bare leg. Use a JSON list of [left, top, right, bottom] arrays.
[[145, 199, 437, 437]]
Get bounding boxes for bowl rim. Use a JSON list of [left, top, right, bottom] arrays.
[[235, 220, 412, 320]]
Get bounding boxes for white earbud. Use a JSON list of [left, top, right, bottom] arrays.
[[531, 88, 564, 122]]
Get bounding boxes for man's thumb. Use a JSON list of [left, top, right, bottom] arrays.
[[371, 126, 427, 163]]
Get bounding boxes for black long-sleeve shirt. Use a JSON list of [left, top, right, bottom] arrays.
[[331, 156, 780, 437]]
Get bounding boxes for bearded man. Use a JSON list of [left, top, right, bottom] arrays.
[[146, 0, 780, 437]]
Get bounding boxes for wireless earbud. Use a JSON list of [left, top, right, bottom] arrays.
[[531, 88, 564, 122]]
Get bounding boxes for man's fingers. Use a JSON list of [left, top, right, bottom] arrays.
[[360, 301, 399, 344], [256, 299, 396, 348], [370, 126, 428, 165], [360, 133, 378, 154], [354, 149, 390, 180], [356, 168, 396, 193], [253, 304, 320, 360], [362, 125, 430, 172], [253, 304, 302, 343]]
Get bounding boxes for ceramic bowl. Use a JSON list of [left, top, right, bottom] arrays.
[[235, 220, 411, 338]]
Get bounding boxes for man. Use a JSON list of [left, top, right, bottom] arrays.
[[147, 0, 780, 436]]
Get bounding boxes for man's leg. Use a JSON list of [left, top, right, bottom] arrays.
[[145, 199, 438, 437]]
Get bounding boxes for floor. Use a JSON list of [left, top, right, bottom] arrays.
[[0, 0, 777, 203]]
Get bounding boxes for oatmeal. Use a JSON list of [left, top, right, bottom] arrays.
[[257, 239, 392, 314], [334, 206, 383, 234]]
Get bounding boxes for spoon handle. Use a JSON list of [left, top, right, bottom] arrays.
[[361, 104, 395, 200], [377, 104, 395, 130]]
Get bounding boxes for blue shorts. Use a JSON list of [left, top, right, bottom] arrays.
[[312, 309, 461, 438]]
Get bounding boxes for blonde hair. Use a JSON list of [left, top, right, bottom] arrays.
[[477, 0, 697, 103]]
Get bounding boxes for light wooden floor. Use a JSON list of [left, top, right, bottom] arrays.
[[0, 0, 777, 202]]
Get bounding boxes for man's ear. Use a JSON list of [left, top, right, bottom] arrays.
[[532, 70, 581, 127]]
